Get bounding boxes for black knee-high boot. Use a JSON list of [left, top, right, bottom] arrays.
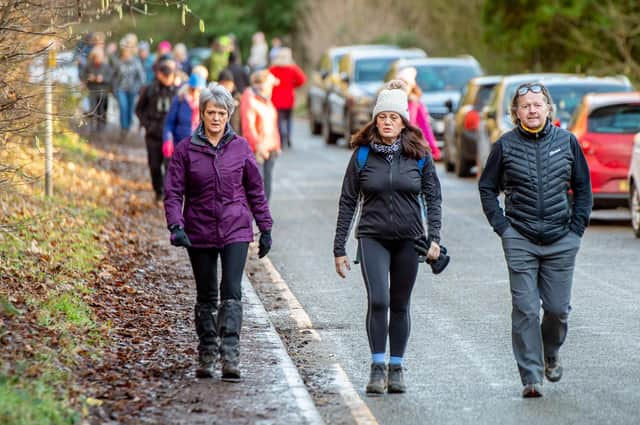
[[218, 299, 242, 382], [195, 302, 218, 378]]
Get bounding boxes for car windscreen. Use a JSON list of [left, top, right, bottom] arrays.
[[588, 104, 640, 134], [354, 58, 401, 83], [503, 82, 631, 123], [473, 84, 497, 109], [415, 65, 482, 93]]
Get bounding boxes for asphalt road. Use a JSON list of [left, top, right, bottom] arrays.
[[266, 120, 640, 425]]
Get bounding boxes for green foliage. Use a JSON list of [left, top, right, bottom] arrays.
[[0, 376, 78, 425], [38, 292, 94, 330], [482, 0, 640, 80], [74, 0, 302, 61], [0, 297, 24, 317], [54, 132, 98, 164]]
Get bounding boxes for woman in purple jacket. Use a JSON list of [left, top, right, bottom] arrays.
[[164, 84, 273, 381]]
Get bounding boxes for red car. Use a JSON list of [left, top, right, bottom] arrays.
[[569, 92, 640, 209]]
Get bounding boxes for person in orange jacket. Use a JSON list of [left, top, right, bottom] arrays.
[[268, 47, 306, 149], [240, 70, 281, 202]]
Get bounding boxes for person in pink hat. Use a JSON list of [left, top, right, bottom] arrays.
[[396, 67, 442, 160]]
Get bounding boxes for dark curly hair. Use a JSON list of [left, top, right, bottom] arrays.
[[349, 118, 429, 160]]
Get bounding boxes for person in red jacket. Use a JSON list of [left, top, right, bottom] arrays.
[[268, 47, 306, 149]]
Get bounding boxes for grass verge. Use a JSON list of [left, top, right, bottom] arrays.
[[0, 129, 114, 424]]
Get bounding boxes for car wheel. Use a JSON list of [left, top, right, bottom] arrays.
[[631, 182, 640, 238], [322, 111, 338, 145], [444, 136, 455, 172], [344, 112, 354, 147], [455, 153, 471, 178], [308, 110, 322, 135]]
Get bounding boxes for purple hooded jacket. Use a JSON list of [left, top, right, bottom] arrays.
[[164, 124, 272, 248]]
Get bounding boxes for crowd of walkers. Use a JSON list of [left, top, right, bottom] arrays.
[[76, 31, 306, 203]]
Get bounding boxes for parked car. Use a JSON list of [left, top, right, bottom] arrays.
[[323, 48, 427, 145], [307, 45, 399, 135], [629, 132, 640, 237], [483, 73, 633, 144], [442, 75, 501, 176], [569, 92, 640, 209], [384, 56, 483, 147]]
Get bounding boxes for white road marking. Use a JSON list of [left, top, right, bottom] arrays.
[[259, 256, 380, 425]]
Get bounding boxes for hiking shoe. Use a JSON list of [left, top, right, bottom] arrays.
[[387, 364, 406, 394], [195, 351, 216, 378], [221, 360, 242, 382], [522, 383, 543, 398], [545, 355, 563, 382], [366, 363, 387, 395]]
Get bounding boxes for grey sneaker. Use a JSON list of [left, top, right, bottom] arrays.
[[366, 363, 387, 395], [545, 355, 563, 382], [522, 383, 543, 398], [387, 364, 406, 393], [195, 351, 216, 378]]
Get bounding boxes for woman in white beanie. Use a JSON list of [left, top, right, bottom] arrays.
[[396, 66, 442, 160], [333, 80, 443, 395]]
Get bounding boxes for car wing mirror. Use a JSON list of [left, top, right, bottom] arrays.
[[320, 70, 329, 80], [340, 72, 350, 84], [444, 99, 453, 113]]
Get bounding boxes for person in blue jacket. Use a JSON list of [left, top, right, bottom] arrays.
[[162, 72, 207, 158]]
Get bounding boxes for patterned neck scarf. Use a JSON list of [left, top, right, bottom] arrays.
[[370, 138, 401, 163]]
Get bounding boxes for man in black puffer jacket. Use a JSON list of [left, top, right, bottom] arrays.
[[135, 59, 179, 201], [479, 82, 592, 399]]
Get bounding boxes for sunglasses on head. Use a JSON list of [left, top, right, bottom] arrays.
[[517, 84, 543, 96]]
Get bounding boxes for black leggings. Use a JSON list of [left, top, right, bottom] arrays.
[[187, 242, 249, 304], [359, 237, 419, 357]]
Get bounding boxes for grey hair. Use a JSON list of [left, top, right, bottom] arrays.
[[509, 82, 555, 125], [199, 83, 235, 118]]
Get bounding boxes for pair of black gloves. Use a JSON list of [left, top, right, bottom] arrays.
[[169, 225, 272, 258], [413, 235, 450, 274]]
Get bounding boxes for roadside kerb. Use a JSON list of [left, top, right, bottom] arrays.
[[258, 256, 381, 425]]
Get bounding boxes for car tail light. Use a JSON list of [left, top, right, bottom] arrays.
[[553, 119, 561, 127], [580, 138, 596, 156], [464, 110, 480, 131]]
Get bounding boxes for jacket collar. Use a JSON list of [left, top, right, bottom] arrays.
[[516, 118, 553, 140], [190, 122, 236, 150]]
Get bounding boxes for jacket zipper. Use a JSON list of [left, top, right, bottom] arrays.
[[535, 136, 544, 243], [389, 157, 394, 236]]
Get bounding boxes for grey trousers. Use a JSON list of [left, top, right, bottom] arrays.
[[501, 226, 581, 385]]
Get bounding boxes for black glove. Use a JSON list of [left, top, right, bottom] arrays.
[[414, 235, 430, 259], [413, 235, 450, 274], [258, 230, 272, 258], [170, 225, 192, 248]]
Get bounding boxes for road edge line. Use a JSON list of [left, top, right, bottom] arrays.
[[243, 275, 325, 425], [258, 257, 380, 425]]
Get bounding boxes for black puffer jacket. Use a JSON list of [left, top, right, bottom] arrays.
[[479, 120, 592, 245], [333, 146, 442, 257], [135, 80, 178, 139]]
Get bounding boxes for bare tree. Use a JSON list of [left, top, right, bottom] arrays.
[[296, 0, 406, 66]]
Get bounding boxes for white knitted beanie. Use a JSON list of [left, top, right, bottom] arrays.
[[372, 80, 410, 122]]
